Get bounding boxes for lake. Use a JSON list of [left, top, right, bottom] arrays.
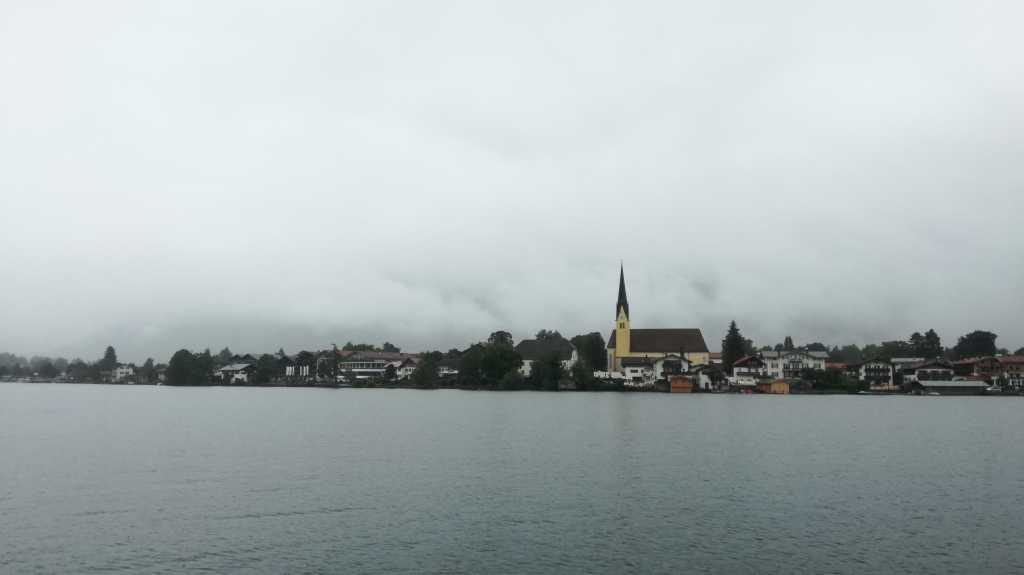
[[2, 384, 1023, 574]]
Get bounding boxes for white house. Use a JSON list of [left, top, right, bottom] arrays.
[[856, 360, 894, 388], [112, 365, 135, 383], [216, 363, 253, 384], [759, 350, 828, 379]]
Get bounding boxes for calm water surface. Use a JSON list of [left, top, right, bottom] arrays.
[[2, 384, 1023, 574]]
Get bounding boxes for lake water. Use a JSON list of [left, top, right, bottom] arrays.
[[2, 384, 1023, 574]]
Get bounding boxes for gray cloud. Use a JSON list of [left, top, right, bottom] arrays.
[[2, 0, 1023, 362]]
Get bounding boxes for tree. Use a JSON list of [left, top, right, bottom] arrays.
[[195, 349, 214, 382], [920, 329, 942, 358], [530, 350, 565, 391], [721, 321, 747, 375], [139, 358, 156, 383], [837, 344, 863, 363], [571, 332, 607, 371], [342, 342, 376, 352], [216, 347, 233, 365], [383, 364, 397, 382], [382, 342, 400, 353], [38, 360, 58, 379], [1016, 347, 1024, 356], [953, 331, 998, 359], [535, 329, 563, 342], [743, 338, 756, 356], [481, 342, 522, 386], [456, 344, 485, 387], [803, 342, 828, 353], [411, 352, 442, 388], [99, 346, 118, 371], [488, 331, 513, 347], [783, 336, 795, 351], [253, 354, 279, 384], [571, 361, 596, 391], [167, 350, 197, 385]]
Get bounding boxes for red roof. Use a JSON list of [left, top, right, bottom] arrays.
[[998, 355, 1024, 365]]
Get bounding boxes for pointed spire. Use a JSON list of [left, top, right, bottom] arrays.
[[617, 262, 629, 320]]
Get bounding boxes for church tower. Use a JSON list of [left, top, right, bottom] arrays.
[[615, 263, 630, 365]]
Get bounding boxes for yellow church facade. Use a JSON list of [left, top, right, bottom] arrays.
[[607, 265, 710, 372]]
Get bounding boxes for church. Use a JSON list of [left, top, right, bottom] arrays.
[[607, 265, 710, 372]]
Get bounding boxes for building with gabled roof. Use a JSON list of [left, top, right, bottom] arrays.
[[606, 264, 710, 371], [515, 337, 578, 377]]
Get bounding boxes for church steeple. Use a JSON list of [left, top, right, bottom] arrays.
[[616, 263, 629, 320]]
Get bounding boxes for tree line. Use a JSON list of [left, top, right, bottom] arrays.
[[721, 321, 1020, 375]]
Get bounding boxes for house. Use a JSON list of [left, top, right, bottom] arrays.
[[732, 355, 764, 377], [112, 364, 135, 383], [856, 359, 894, 389], [728, 355, 765, 389], [336, 350, 410, 380], [996, 356, 1024, 388], [953, 357, 1001, 379], [903, 359, 954, 384], [890, 357, 926, 386], [515, 338, 578, 377], [689, 364, 723, 391], [759, 350, 828, 379], [709, 352, 723, 366], [620, 357, 657, 387], [397, 357, 420, 380], [606, 265, 710, 370], [216, 363, 254, 384]]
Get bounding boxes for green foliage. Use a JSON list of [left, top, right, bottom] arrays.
[[216, 347, 233, 365], [783, 336, 795, 351], [529, 350, 564, 391], [481, 342, 522, 386], [342, 342, 376, 352], [383, 364, 397, 381], [721, 320, 747, 375], [953, 330, 998, 359], [139, 358, 156, 383], [253, 354, 278, 384], [800, 367, 865, 393], [535, 329, 563, 342], [570, 332, 607, 371], [1016, 347, 1024, 356], [167, 350, 197, 385], [411, 351, 443, 388], [497, 370, 527, 390], [37, 360, 58, 379], [487, 331, 513, 347], [382, 342, 401, 353], [571, 361, 596, 390], [803, 342, 828, 352], [99, 346, 118, 371], [167, 349, 213, 385]]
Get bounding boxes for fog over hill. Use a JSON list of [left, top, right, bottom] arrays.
[[2, 0, 1022, 362]]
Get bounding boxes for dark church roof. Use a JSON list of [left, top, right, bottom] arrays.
[[607, 329, 709, 353]]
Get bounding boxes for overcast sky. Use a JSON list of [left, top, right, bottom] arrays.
[[2, 1, 1022, 362]]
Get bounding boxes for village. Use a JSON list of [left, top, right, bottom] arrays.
[[2, 265, 1022, 395]]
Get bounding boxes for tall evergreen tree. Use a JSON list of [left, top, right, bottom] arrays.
[[721, 321, 747, 375], [99, 346, 118, 371], [783, 336, 795, 351]]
